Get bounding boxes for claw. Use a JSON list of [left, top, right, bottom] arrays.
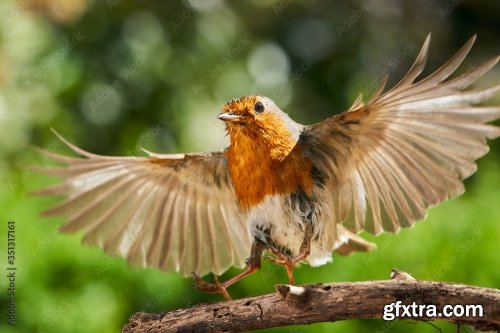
[[192, 272, 216, 292], [192, 273, 232, 300], [266, 254, 298, 285], [191, 241, 265, 301], [265, 255, 286, 266], [213, 276, 232, 301]]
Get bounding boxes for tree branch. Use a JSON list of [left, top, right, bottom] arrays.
[[123, 270, 500, 333]]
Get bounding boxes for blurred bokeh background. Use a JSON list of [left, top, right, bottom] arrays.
[[0, 0, 499, 332]]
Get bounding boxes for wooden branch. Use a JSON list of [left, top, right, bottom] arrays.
[[123, 270, 500, 333]]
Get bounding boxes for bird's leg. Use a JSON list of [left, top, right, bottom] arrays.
[[267, 223, 313, 285], [193, 240, 265, 301]]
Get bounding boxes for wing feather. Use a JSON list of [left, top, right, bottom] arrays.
[[160, 190, 181, 271], [127, 183, 165, 266], [386, 33, 431, 93], [301, 34, 499, 235], [146, 189, 174, 267], [33, 136, 251, 276]]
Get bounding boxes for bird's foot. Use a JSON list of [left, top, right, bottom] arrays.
[[267, 255, 297, 285], [266, 250, 307, 285], [266, 242, 312, 285], [192, 273, 232, 301], [192, 242, 265, 301]]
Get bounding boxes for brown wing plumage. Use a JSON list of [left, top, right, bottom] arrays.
[[33, 131, 251, 276], [300, 33, 500, 235]]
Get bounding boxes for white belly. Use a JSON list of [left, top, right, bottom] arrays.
[[247, 194, 347, 267]]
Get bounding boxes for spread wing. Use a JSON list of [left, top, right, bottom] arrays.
[[300, 33, 500, 235], [33, 131, 251, 276]]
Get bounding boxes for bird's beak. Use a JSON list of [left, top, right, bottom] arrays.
[[217, 112, 242, 122]]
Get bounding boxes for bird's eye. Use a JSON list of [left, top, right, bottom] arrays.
[[254, 101, 265, 113]]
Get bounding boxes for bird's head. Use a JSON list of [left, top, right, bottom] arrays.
[[218, 95, 303, 161]]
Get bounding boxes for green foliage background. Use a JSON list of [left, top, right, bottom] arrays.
[[0, 0, 499, 332]]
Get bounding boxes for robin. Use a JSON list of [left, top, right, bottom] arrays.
[[35, 34, 499, 300]]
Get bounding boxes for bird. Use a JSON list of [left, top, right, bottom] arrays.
[[34, 34, 500, 300]]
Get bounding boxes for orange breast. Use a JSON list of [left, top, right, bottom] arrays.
[[226, 131, 314, 209]]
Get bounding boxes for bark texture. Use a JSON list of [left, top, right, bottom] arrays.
[[123, 270, 500, 332]]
